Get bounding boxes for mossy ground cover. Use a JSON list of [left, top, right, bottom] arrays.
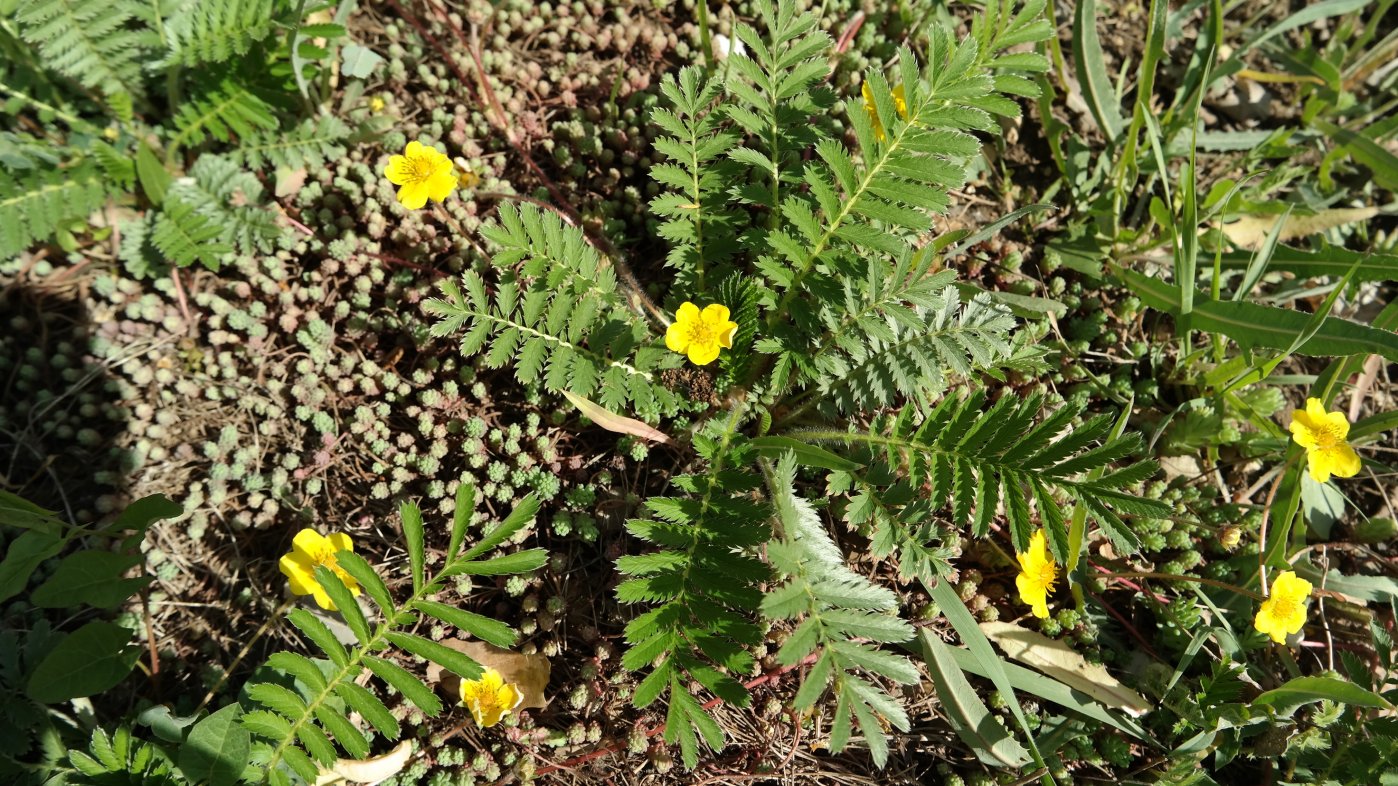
[[2, 1, 1396, 785]]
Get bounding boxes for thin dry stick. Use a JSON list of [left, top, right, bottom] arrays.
[[195, 596, 296, 713]]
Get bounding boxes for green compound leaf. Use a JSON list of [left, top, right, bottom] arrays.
[[385, 632, 484, 682], [364, 656, 442, 717]]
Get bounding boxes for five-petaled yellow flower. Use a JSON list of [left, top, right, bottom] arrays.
[[1289, 398, 1361, 484], [861, 82, 908, 142], [459, 668, 524, 728], [1015, 529, 1058, 619], [1254, 570, 1311, 645], [665, 302, 738, 366], [383, 141, 457, 210], [278, 529, 362, 611]]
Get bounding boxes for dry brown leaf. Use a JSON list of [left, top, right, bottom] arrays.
[[979, 620, 1151, 718], [1220, 207, 1379, 249], [276, 167, 309, 198], [425, 639, 550, 710], [313, 740, 412, 785], [562, 390, 671, 444]]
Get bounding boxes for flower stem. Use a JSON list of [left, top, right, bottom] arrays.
[[1097, 570, 1265, 602]]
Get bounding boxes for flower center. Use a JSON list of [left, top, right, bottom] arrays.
[[404, 155, 434, 183], [1310, 422, 1344, 451], [685, 321, 716, 346], [1268, 595, 1298, 620], [308, 543, 351, 582], [1035, 562, 1058, 591]]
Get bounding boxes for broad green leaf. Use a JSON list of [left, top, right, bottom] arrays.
[[1253, 675, 1393, 717], [1215, 244, 1398, 283], [1121, 268, 1398, 362], [978, 620, 1152, 717], [0, 490, 61, 530], [31, 551, 149, 609], [941, 644, 1150, 740], [0, 529, 65, 603], [926, 579, 1047, 765], [26, 621, 140, 703], [918, 630, 1032, 767], [1072, 0, 1123, 141], [112, 494, 183, 533], [179, 704, 250, 786]]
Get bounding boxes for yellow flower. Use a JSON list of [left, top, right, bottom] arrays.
[[278, 529, 362, 611], [664, 302, 738, 366], [861, 81, 908, 142], [1289, 397, 1361, 483], [1254, 570, 1311, 644], [369, 96, 386, 114], [459, 668, 524, 728], [1015, 529, 1058, 619], [383, 141, 457, 210], [458, 169, 480, 190]]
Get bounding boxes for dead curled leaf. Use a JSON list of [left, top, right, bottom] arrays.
[[1219, 207, 1379, 249], [978, 620, 1151, 718], [562, 390, 671, 444], [425, 639, 550, 710], [313, 740, 412, 785]]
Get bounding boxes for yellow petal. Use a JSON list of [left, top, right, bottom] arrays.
[[326, 532, 354, 553], [675, 301, 700, 323], [292, 529, 330, 560], [1322, 409, 1351, 440], [892, 83, 908, 119], [1273, 570, 1312, 599], [665, 322, 689, 353], [405, 140, 425, 159], [700, 303, 731, 325], [688, 340, 720, 366], [426, 170, 458, 203], [384, 156, 413, 185], [1289, 416, 1318, 449], [718, 321, 738, 349], [397, 181, 430, 210], [311, 586, 337, 611], [1304, 397, 1328, 420], [1306, 452, 1333, 484], [279, 554, 317, 595], [1254, 608, 1286, 643]]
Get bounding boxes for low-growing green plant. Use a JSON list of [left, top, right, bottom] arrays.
[[427, 0, 1181, 767], [0, 491, 183, 782], [0, 0, 375, 275], [24, 485, 544, 786]]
